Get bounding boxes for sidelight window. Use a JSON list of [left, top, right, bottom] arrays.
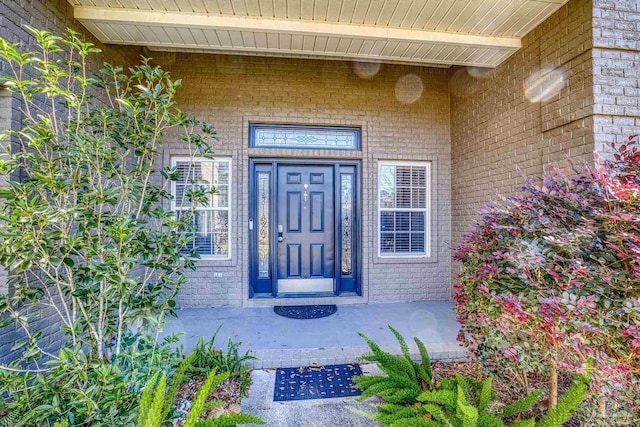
[[171, 157, 231, 259], [378, 161, 430, 257]]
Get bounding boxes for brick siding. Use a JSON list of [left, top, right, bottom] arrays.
[[152, 53, 453, 307], [0, 0, 142, 365], [592, 0, 640, 151], [450, 0, 596, 263], [1, 0, 639, 361], [451, 0, 640, 274]]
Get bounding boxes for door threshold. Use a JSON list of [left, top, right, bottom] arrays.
[[277, 278, 334, 293], [276, 291, 337, 298]]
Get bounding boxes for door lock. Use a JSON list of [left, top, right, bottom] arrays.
[[277, 224, 284, 242]]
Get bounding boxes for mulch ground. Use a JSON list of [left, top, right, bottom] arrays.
[[170, 362, 583, 426], [431, 361, 580, 427], [172, 375, 244, 426]]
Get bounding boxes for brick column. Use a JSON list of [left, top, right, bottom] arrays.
[[592, 0, 640, 151]]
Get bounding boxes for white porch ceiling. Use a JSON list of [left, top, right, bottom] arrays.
[[69, 0, 568, 68]]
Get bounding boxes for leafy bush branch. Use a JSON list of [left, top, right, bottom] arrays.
[[0, 26, 215, 365], [0, 26, 254, 426]]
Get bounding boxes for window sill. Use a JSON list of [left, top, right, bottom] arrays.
[[192, 257, 236, 267], [374, 255, 438, 265]]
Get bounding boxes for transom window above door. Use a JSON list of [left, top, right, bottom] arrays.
[[378, 161, 431, 257], [171, 157, 231, 259], [249, 124, 360, 150]]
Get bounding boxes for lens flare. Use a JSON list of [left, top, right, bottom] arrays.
[[395, 74, 423, 104], [467, 66, 494, 79], [353, 61, 381, 79], [524, 68, 566, 103], [450, 67, 480, 98]]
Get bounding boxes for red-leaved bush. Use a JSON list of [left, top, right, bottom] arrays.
[[454, 136, 640, 424]]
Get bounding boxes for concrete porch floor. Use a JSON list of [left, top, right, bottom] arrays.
[[162, 301, 466, 368]]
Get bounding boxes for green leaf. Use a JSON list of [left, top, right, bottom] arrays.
[[456, 383, 479, 427], [502, 390, 542, 418], [537, 376, 588, 427], [478, 377, 493, 411]]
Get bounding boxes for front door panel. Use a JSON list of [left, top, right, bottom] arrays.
[[277, 165, 335, 294]]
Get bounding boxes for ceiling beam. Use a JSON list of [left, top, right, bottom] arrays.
[[74, 7, 521, 51]]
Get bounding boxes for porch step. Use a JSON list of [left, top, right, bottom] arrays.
[[247, 341, 468, 369]]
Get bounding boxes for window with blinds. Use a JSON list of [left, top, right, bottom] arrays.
[[171, 157, 231, 259], [378, 162, 430, 257]]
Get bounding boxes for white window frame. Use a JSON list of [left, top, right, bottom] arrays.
[[378, 161, 431, 258], [170, 156, 232, 260]]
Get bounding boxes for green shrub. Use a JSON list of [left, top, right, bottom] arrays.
[[189, 327, 256, 396], [0, 25, 215, 366], [354, 326, 587, 427], [0, 26, 220, 425], [114, 330, 185, 394], [0, 347, 137, 426], [355, 325, 433, 404], [138, 367, 265, 427]]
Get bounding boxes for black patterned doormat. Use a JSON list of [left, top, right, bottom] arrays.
[[273, 304, 337, 319], [274, 364, 362, 401]]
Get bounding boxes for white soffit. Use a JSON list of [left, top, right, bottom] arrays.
[[69, 0, 568, 68]]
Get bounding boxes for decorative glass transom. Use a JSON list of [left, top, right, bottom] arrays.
[[250, 124, 360, 150]]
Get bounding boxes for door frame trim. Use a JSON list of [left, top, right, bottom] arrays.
[[249, 158, 362, 298]]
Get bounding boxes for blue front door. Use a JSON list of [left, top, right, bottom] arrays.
[[276, 165, 335, 294], [249, 160, 361, 298]]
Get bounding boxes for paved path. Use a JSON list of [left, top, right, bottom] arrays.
[[163, 301, 466, 367], [241, 366, 385, 427]]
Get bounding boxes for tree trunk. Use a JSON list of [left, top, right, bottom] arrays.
[[549, 358, 558, 408], [516, 369, 530, 394], [598, 399, 607, 417]]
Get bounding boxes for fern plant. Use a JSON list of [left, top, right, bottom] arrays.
[[190, 328, 257, 396], [355, 326, 588, 427], [355, 325, 433, 404], [137, 367, 265, 427]]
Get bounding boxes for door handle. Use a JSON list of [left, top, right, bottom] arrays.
[[278, 224, 284, 242]]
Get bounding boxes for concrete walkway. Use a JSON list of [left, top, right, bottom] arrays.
[[241, 366, 385, 427], [163, 301, 466, 367]]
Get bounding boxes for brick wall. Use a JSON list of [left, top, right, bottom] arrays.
[[450, 0, 595, 260], [0, 0, 142, 364], [1, 0, 637, 345], [152, 53, 452, 307], [592, 0, 640, 151]]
